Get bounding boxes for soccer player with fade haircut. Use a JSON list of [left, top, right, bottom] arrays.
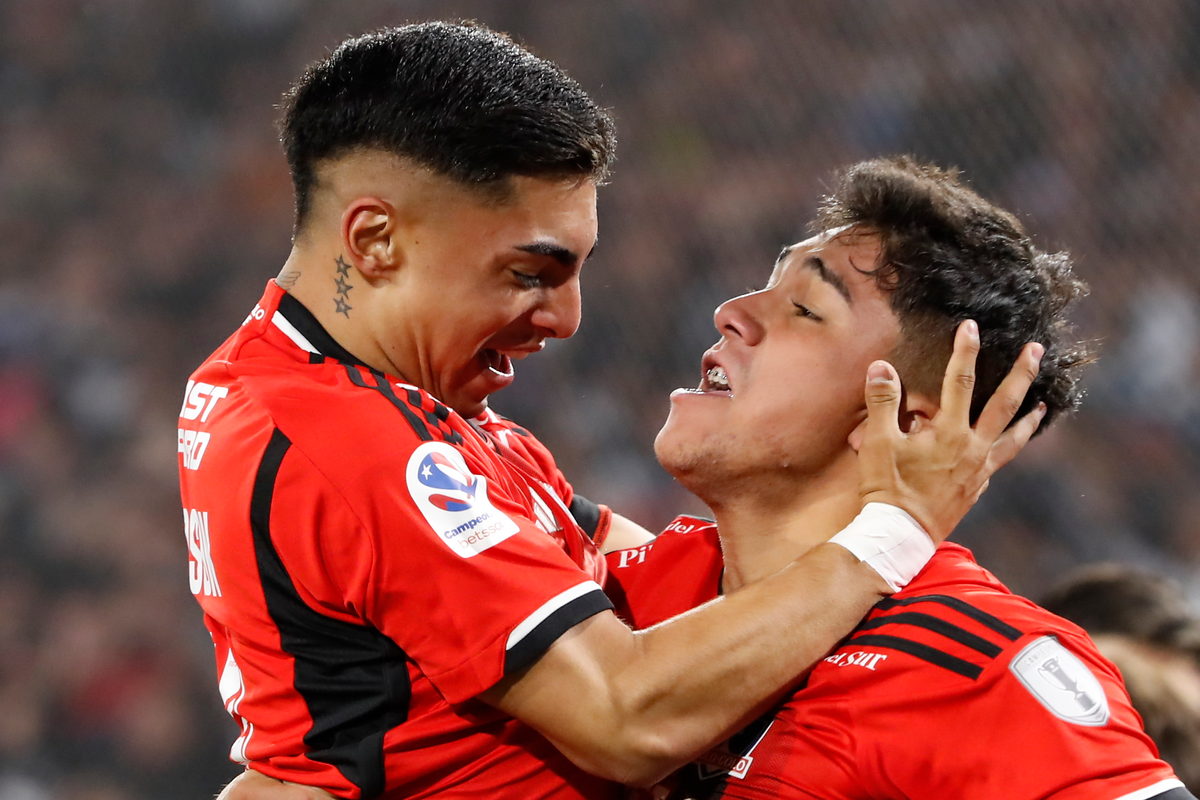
[[607, 157, 1193, 800], [184, 23, 1044, 800]]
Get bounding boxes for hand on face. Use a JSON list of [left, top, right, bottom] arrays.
[[850, 320, 1047, 542], [217, 769, 335, 800]]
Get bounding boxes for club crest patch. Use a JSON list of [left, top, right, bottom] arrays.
[[407, 441, 519, 557], [1009, 635, 1110, 726]]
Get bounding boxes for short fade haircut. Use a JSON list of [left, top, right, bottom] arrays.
[[814, 156, 1090, 430], [279, 21, 616, 230]]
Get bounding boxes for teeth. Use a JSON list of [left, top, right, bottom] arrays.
[[706, 365, 729, 390]]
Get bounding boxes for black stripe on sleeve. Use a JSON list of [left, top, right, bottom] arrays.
[[568, 494, 602, 541], [308, 352, 326, 364], [858, 611, 1003, 658], [343, 365, 434, 442], [251, 428, 410, 799], [848, 633, 984, 679], [503, 589, 614, 676], [875, 594, 1023, 641]]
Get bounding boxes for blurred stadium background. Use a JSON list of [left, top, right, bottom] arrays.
[[1, 0, 1199, 796]]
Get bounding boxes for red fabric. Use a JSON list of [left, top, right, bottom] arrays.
[[608, 521, 1180, 800], [180, 282, 616, 800]]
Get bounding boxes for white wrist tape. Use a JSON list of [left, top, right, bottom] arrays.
[[828, 503, 936, 592]]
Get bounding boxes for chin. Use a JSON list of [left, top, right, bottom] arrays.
[[654, 420, 723, 493]]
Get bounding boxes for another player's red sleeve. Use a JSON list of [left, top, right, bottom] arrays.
[[859, 628, 1182, 800], [275, 439, 613, 706]]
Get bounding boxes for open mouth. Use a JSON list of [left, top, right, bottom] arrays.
[[704, 365, 730, 391], [695, 354, 733, 395], [480, 348, 514, 378]]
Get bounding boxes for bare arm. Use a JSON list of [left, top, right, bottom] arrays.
[[600, 511, 656, 553], [484, 543, 885, 784]]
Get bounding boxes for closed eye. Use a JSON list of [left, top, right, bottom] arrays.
[[513, 271, 544, 288], [793, 302, 822, 321]]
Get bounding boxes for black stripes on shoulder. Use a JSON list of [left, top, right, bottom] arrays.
[[856, 611, 1003, 658], [846, 594, 1026, 681], [849, 634, 985, 680], [343, 365, 463, 445], [402, 386, 463, 445], [1157, 787, 1199, 800], [876, 594, 1022, 641], [251, 428, 410, 799]]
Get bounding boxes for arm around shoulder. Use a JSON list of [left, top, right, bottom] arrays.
[[483, 541, 888, 786]]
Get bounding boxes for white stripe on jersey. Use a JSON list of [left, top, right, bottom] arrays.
[[272, 311, 319, 354], [507, 581, 603, 651], [1114, 778, 1186, 800]]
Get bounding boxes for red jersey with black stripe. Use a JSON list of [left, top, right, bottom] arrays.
[[178, 281, 619, 800], [608, 517, 1189, 800]]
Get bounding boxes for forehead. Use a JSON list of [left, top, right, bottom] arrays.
[[770, 227, 883, 288]]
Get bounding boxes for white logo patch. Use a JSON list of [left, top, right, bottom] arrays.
[[407, 441, 519, 558], [1010, 635, 1110, 726]]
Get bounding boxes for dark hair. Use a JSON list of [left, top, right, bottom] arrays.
[[1041, 563, 1200, 653], [280, 21, 616, 229], [814, 156, 1091, 429]]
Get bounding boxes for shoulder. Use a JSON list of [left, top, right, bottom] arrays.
[[821, 544, 1092, 687], [605, 516, 722, 630]]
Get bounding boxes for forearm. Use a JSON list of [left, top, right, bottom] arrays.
[[488, 542, 887, 784]]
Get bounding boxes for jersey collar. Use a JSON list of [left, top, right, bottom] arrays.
[[274, 290, 369, 368]]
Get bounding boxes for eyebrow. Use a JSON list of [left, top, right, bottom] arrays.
[[802, 255, 853, 305], [515, 237, 598, 267]]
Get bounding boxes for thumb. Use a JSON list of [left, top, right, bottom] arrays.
[[862, 360, 904, 447]]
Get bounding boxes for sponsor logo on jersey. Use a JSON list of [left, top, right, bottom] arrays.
[[180, 380, 229, 422], [185, 508, 221, 597], [178, 428, 211, 470], [693, 713, 774, 782], [664, 517, 702, 535], [824, 650, 888, 671], [406, 441, 519, 558], [615, 542, 655, 568], [1010, 635, 1110, 726]]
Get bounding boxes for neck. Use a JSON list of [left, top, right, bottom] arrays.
[[709, 456, 862, 592], [275, 245, 408, 380]]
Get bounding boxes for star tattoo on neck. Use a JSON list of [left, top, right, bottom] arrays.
[[333, 256, 353, 317]]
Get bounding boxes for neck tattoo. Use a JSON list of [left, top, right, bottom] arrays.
[[333, 256, 354, 317]]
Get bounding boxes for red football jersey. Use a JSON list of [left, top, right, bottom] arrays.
[[179, 281, 619, 800], [608, 517, 1189, 800]]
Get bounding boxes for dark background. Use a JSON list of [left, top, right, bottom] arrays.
[[1, 1, 1198, 796]]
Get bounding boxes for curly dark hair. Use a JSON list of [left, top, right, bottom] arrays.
[[814, 156, 1091, 430], [280, 21, 616, 230]]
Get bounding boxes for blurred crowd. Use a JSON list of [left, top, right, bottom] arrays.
[[0, 0, 1198, 796]]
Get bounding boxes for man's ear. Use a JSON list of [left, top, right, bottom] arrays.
[[341, 197, 401, 283], [899, 389, 939, 435], [847, 386, 939, 452]]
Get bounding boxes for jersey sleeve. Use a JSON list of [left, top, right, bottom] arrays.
[[859, 628, 1182, 800], [275, 438, 614, 707]]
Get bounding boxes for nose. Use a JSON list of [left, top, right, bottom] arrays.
[[713, 292, 764, 346], [530, 277, 582, 339]]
